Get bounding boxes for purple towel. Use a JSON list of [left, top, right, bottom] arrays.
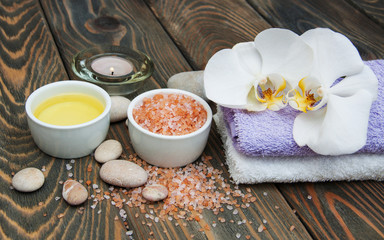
[[222, 60, 384, 157]]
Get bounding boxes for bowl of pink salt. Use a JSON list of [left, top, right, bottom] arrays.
[[127, 88, 212, 168]]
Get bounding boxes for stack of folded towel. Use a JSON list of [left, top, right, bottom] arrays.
[[214, 60, 384, 183]]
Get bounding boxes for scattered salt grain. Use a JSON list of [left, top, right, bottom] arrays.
[[263, 192, 268, 196], [68, 173, 73, 178], [55, 196, 61, 201], [263, 219, 267, 224], [66, 164, 72, 171], [233, 209, 238, 215], [307, 195, 312, 200], [70, 159, 75, 163], [92, 184, 99, 189], [258, 224, 265, 232], [126, 230, 133, 236], [236, 233, 241, 238]]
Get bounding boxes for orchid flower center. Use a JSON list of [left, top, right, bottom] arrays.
[[288, 78, 324, 112], [255, 76, 287, 111]]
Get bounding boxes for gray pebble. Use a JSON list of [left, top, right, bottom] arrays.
[[142, 184, 168, 202], [94, 139, 123, 163], [110, 96, 131, 122], [12, 167, 45, 192], [99, 160, 148, 188], [62, 180, 88, 205], [167, 70, 207, 100]]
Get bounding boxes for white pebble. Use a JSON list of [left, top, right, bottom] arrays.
[[12, 167, 45, 192], [142, 184, 168, 202], [110, 96, 131, 122], [94, 139, 123, 163], [167, 71, 207, 100], [62, 180, 88, 205], [99, 160, 148, 188]]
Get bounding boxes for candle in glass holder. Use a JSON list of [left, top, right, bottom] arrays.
[[91, 56, 133, 76]]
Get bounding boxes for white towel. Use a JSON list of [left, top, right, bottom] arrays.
[[214, 107, 384, 184]]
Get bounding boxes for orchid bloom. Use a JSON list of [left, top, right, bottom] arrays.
[[289, 28, 378, 155], [204, 28, 313, 111]]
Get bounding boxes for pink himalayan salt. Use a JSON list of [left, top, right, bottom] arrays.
[[133, 93, 207, 136]]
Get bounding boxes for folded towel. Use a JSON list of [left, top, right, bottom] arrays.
[[214, 108, 384, 183], [222, 60, 384, 157]]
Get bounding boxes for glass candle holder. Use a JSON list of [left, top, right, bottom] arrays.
[[71, 45, 154, 95]]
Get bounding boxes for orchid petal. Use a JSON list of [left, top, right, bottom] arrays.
[[329, 65, 378, 100], [245, 87, 267, 111], [288, 77, 327, 112], [233, 42, 262, 76], [204, 49, 255, 108], [301, 28, 364, 87], [254, 28, 313, 85], [293, 90, 374, 155]]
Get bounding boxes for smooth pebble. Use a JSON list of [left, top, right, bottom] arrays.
[[110, 96, 131, 122], [167, 70, 207, 100], [142, 184, 168, 202], [99, 160, 148, 188], [12, 167, 45, 192], [62, 180, 88, 205], [94, 139, 123, 163]]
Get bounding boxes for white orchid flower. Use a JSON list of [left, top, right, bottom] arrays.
[[289, 28, 378, 155], [204, 28, 313, 111]]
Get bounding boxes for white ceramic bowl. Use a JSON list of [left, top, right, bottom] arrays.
[[127, 88, 212, 168], [25, 80, 111, 159]]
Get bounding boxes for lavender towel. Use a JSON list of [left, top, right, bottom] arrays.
[[222, 60, 384, 157], [214, 109, 384, 183]]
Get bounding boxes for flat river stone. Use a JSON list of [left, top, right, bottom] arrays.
[[94, 139, 123, 163], [167, 70, 207, 100], [142, 184, 168, 202], [99, 160, 148, 188], [110, 96, 131, 122], [12, 167, 45, 192], [62, 180, 88, 205]]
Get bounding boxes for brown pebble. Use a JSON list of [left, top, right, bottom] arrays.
[[12, 167, 45, 192], [142, 184, 168, 202], [99, 160, 148, 188], [94, 139, 123, 163], [62, 180, 88, 205], [110, 96, 131, 122]]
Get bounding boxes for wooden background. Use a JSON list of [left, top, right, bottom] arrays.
[[0, 0, 383, 239]]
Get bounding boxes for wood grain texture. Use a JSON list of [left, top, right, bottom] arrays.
[[41, 0, 192, 93], [41, 0, 312, 239], [0, 0, 126, 239], [146, 0, 271, 70], [348, 0, 384, 27], [278, 181, 384, 239], [1, 0, 383, 239], [244, 0, 384, 239], [247, 0, 384, 59]]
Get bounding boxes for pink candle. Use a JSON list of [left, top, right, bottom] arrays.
[[91, 56, 133, 76]]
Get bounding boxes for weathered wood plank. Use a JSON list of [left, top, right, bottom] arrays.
[[41, 0, 312, 239], [143, 0, 314, 239], [245, 0, 384, 239], [247, 0, 384, 60], [146, 0, 270, 70], [348, 0, 384, 27], [278, 181, 384, 239], [0, 0, 127, 239]]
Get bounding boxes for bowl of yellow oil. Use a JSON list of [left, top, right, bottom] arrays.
[[25, 80, 111, 158]]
